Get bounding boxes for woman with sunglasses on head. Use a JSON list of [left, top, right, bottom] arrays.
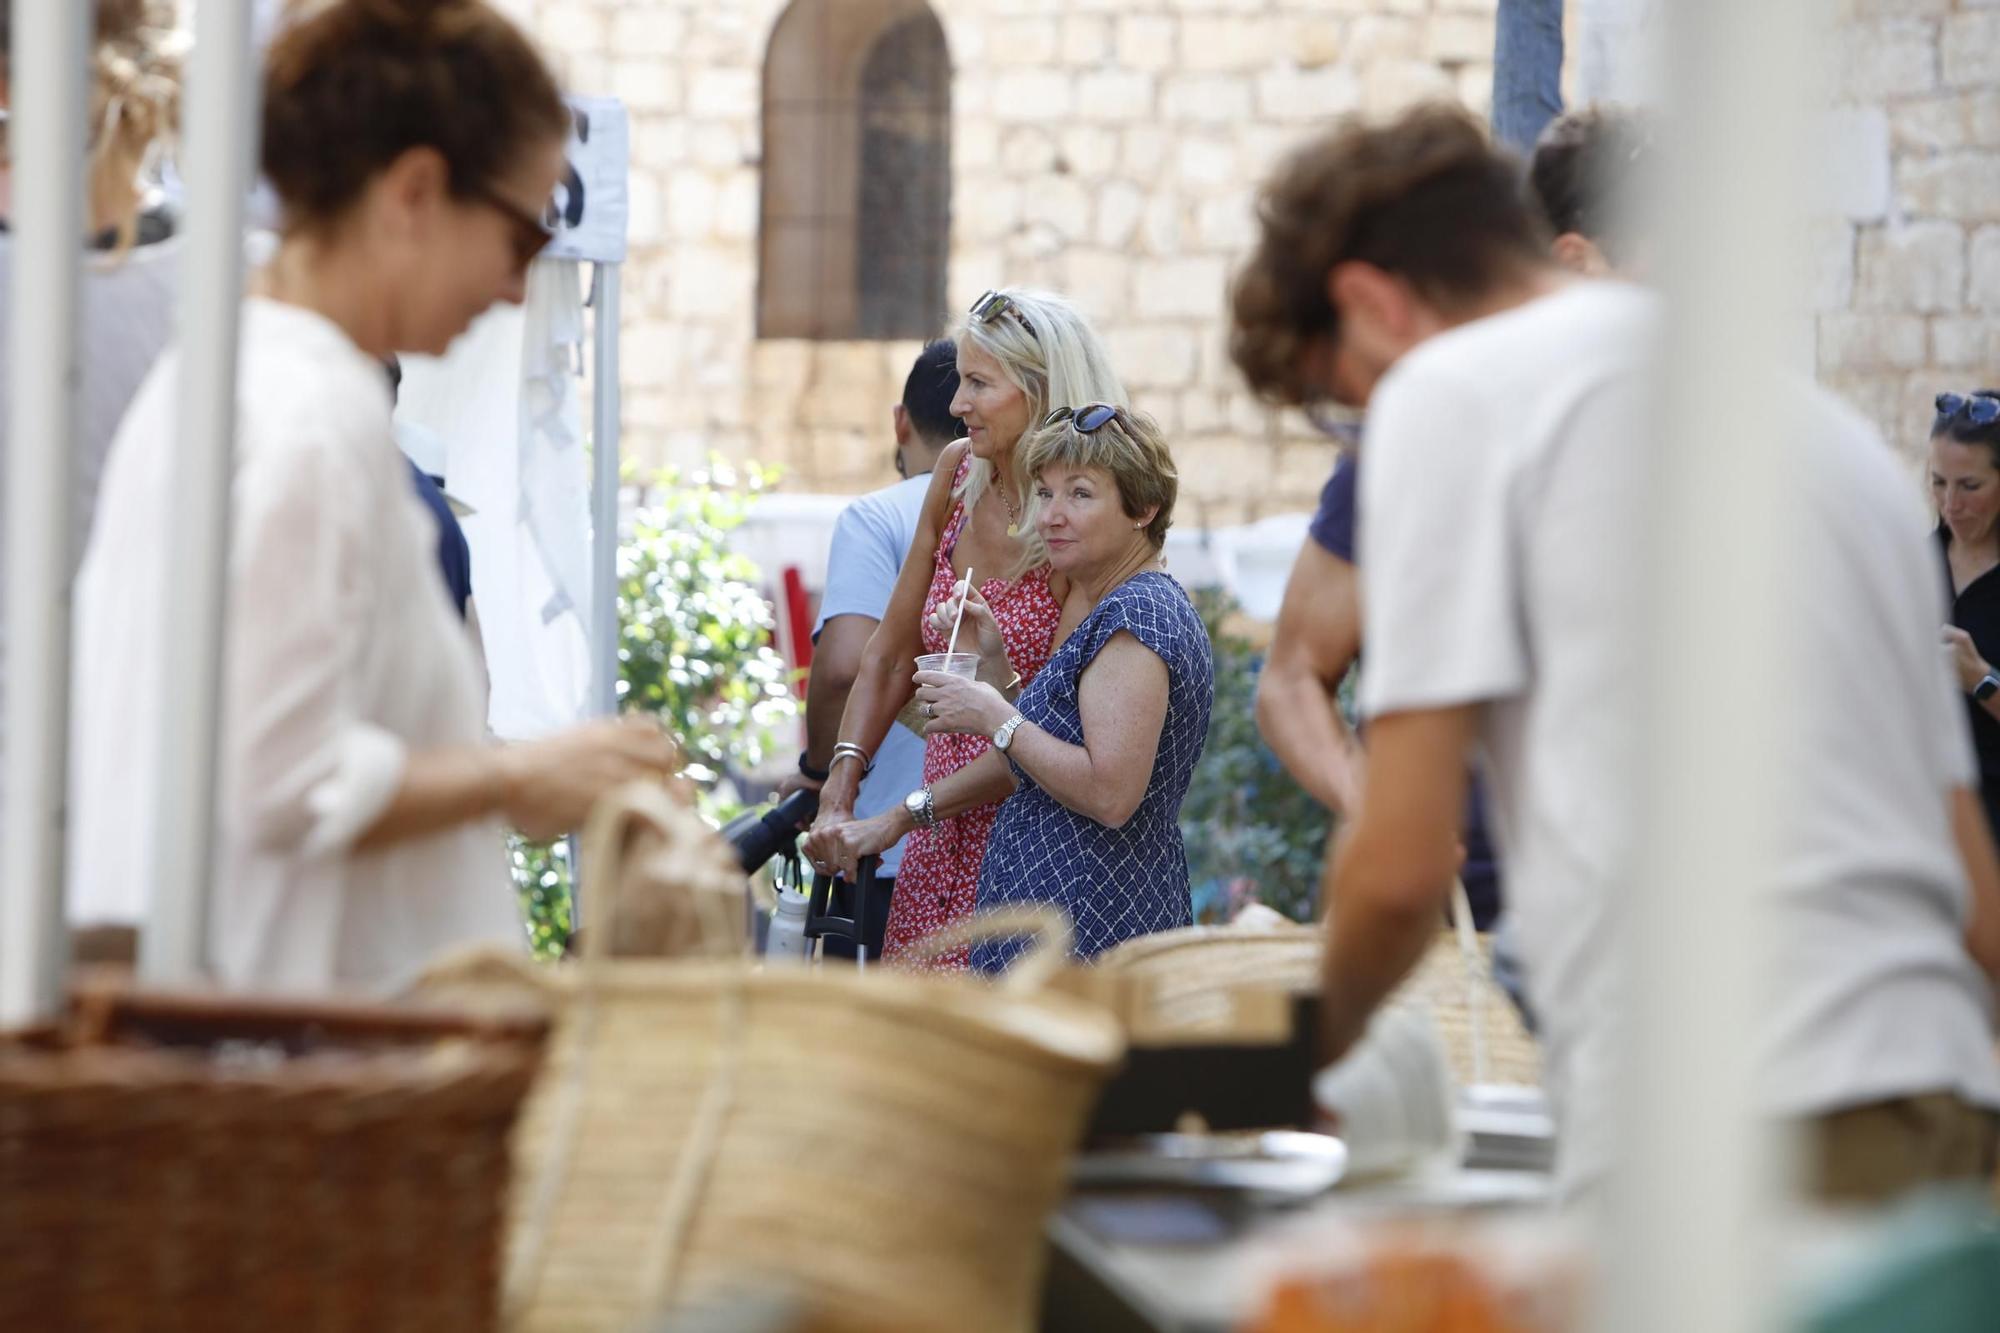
[[815, 405, 1212, 969], [68, 0, 679, 994], [1932, 390, 2000, 840], [805, 288, 1125, 966]]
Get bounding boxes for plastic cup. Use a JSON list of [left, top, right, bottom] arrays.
[[915, 652, 979, 680]]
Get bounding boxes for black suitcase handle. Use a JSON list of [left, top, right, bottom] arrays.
[[806, 855, 881, 965]]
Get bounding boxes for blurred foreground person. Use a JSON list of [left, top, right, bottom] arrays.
[[1231, 104, 2000, 1204], [1252, 103, 1661, 944], [69, 0, 677, 993]]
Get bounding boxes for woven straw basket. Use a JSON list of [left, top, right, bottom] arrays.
[[0, 982, 549, 1332], [1098, 918, 1543, 1089], [418, 782, 1126, 1333]]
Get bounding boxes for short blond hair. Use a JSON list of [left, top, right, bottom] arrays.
[[1020, 406, 1178, 550]]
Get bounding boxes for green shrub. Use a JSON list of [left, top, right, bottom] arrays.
[[1179, 588, 1338, 924], [511, 460, 799, 956]]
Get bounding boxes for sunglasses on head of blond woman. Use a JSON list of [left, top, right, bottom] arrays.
[[1042, 403, 1121, 433], [968, 289, 1036, 339]]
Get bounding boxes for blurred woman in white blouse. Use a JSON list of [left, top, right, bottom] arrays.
[[68, 0, 677, 993]]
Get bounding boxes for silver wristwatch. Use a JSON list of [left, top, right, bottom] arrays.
[[992, 713, 1028, 753], [903, 786, 937, 829]]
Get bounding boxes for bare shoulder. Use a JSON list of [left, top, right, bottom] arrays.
[[924, 440, 972, 506]]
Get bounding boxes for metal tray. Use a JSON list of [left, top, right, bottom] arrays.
[[1070, 1130, 1349, 1199]]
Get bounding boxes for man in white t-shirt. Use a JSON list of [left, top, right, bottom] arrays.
[[776, 339, 962, 957], [1228, 104, 2000, 1200]]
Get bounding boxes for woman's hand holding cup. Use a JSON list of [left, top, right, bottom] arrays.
[[912, 664, 1013, 738], [927, 578, 1010, 690]]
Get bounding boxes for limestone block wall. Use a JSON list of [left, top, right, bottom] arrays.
[[1815, 1, 2000, 460], [508, 0, 1501, 523]]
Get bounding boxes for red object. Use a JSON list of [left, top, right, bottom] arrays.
[[781, 565, 814, 688]]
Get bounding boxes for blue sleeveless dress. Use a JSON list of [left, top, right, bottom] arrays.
[[972, 571, 1214, 973]]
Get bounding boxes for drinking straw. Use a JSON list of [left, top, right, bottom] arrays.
[[945, 568, 973, 658]]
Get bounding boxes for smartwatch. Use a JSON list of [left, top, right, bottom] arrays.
[[797, 750, 830, 782], [1976, 675, 2000, 703]]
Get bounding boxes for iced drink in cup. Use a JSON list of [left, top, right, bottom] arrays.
[[915, 652, 980, 680]]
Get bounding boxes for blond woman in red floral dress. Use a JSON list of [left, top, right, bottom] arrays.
[[806, 288, 1126, 967]]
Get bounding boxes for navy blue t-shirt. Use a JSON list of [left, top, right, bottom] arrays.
[[408, 461, 473, 620], [1308, 452, 1360, 564], [1308, 452, 1505, 930]]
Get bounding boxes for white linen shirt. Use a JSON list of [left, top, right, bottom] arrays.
[[1359, 281, 2000, 1193], [69, 298, 523, 994]]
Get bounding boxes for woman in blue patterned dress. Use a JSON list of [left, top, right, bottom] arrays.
[[907, 403, 1214, 971]]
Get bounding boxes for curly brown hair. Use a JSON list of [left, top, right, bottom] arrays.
[[1229, 103, 1550, 408], [261, 0, 567, 229]]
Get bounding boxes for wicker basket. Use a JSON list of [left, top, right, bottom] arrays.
[[0, 981, 550, 1332], [1098, 921, 1543, 1089], [418, 784, 1126, 1333]]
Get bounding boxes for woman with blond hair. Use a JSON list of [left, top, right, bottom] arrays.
[[806, 288, 1126, 965], [817, 405, 1212, 969], [0, 0, 182, 800]]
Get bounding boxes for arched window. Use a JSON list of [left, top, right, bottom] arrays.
[[759, 0, 950, 341]]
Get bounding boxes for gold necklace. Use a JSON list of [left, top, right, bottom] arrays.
[[995, 479, 1021, 537]]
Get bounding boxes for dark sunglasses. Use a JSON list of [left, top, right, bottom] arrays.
[[1043, 403, 1121, 433], [1936, 392, 2000, 433], [472, 184, 556, 271], [969, 289, 1036, 339]]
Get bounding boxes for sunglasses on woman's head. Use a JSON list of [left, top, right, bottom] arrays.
[[472, 184, 556, 271], [1043, 403, 1121, 433], [969, 289, 1036, 339], [1937, 392, 2000, 433]]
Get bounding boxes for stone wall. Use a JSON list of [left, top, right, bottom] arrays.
[[1816, 1, 2000, 459], [506, 0, 1501, 524]]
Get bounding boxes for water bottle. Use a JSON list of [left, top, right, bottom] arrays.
[[764, 886, 812, 965]]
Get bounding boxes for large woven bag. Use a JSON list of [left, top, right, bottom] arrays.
[[1098, 909, 1542, 1089], [419, 782, 1126, 1333], [0, 981, 549, 1331]]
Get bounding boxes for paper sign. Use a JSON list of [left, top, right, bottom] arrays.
[[544, 96, 629, 264]]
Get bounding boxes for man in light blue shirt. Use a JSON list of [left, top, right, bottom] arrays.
[[781, 339, 960, 956]]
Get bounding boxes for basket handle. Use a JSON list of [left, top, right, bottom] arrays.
[[577, 779, 743, 967], [899, 904, 1074, 992], [1448, 876, 1488, 1086]]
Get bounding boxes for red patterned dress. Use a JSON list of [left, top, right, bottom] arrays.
[[880, 465, 1063, 969]]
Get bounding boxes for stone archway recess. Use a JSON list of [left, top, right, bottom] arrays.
[[758, 0, 951, 340]]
